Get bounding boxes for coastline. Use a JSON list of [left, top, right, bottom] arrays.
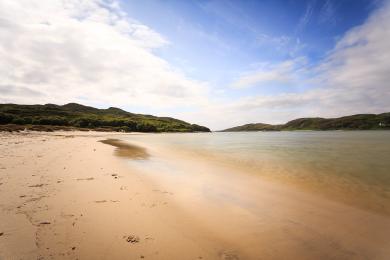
[[1, 131, 390, 259]]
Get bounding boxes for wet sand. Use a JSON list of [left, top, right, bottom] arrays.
[[0, 132, 390, 259]]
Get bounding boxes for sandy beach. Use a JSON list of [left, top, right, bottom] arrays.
[[1, 131, 390, 260]]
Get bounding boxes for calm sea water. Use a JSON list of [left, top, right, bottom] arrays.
[[121, 131, 390, 214]]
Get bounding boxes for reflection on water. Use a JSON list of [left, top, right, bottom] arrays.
[[120, 131, 390, 215]]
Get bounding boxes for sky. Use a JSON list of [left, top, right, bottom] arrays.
[[0, 0, 389, 130]]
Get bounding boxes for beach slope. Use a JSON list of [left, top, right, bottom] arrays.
[[1, 132, 390, 259]]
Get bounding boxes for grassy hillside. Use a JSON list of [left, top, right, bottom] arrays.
[[0, 103, 210, 133], [222, 113, 390, 132], [221, 123, 281, 132]]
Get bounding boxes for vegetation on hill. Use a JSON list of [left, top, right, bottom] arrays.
[[222, 113, 390, 132], [0, 103, 210, 133], [221, 123, 281, 132]]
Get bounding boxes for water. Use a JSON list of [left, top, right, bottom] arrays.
[[120, 131, 390, 215]]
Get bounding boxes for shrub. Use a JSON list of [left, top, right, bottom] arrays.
[[136, 122, 157, 132], [0, 113, 14, 124], [12, 117, 28, 125]]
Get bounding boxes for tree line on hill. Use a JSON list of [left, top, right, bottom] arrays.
[[0, 103, 210, 133]]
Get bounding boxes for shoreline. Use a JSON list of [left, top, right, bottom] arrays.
[[117, 132, 390, 217], [0, 131, 236, 259], [1, 131, 390, 259]]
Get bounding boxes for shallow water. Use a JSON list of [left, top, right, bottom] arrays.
[[120, 131, 390, 215]]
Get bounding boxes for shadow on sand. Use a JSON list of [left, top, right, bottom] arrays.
[[99, 139, 149, 160]]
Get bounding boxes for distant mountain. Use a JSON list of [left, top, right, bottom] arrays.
[[0, 103, 210, 133], [221, 113, 390, 132]]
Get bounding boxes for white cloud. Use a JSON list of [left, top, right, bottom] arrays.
[[0, 0, 208, 109], [231, 57, 307, 89], [203, 1, 390, 129], [309, 0, 390, 114]]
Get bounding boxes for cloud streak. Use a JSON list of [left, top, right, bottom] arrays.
[[318, 0, 337, 25], [230, 57, 307, 89], [296, 0, 316, 34]]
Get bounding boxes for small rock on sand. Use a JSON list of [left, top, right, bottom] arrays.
[[124, 235, 140, 243], [0, 232, 4, 236], [39, 221, 51, 225]]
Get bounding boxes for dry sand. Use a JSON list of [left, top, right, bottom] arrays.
[[0, 131, 389, 259]]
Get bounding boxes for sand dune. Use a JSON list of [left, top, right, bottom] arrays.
[[0, 132, 389, 259]]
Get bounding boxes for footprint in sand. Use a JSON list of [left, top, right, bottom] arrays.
[[219, 251, 240, 260], [152, 189, 174, 195], [76, 177, 94, 181], [25, 196, 45, 203], [28, 184, 47, 188]]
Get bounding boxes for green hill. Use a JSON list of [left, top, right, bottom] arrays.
[[221, 123, 281, 132], [0, 103, 210, 133], [222, 113, 390, 132]]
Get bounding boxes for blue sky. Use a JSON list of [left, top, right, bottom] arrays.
[[124, 0, 373, 63], [122, 0, 376, 91], [1, 0, 389, 129]]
